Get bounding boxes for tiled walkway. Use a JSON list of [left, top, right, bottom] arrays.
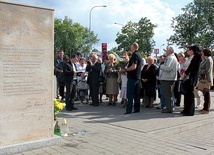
[[14, 92, 214, 155]]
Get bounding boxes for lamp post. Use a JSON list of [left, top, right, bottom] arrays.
[[114, 22, 124, 26], [89, 5, 107, 33], [88, 5, 106, 53], [160, 44, 165, 55]]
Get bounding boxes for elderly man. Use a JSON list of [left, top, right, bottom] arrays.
[[86, 54, 101, 107], [159, 47, 179, 113]]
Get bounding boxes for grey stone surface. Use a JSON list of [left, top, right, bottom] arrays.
[[0, 136, 61, 155], [18, 91, 214, 155], [0, 0, 55, 154]]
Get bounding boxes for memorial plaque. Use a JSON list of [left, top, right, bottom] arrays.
[[0, 1, 55, 147]]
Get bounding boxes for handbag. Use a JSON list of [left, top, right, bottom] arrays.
[[178, 80, 187, 95], [77, 80, 89, 90], [196, 79, 211, 92]]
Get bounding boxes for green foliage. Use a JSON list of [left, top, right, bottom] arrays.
[[92, 48, 99, 52], [168, 0, 214, 50], [109, 47, 122, 56], [115, 17, 156, 56], [54, 16, 99, 56]]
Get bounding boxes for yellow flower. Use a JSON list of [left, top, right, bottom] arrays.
[[54, 98, 66, 120], [58, 103, 64, 110], [54, 99, 65, 110]]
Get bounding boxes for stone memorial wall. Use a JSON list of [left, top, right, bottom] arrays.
[[0, 1, 56, 150]]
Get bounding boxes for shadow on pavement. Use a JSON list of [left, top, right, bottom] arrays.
[[58, 101, 208, 124]]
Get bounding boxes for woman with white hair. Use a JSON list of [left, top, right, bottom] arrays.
[[104, 54, 119, 106], [141, 56, 157, 108]]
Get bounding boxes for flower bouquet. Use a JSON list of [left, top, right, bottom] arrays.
[[110, 52, 128, 69], [54, 99, 66, 120], [114, 60, 128, 69]]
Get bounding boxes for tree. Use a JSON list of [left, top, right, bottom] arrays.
[[168, 0, 214, 49], [91, 48, 99, 53], [109, 47, 122, 56], [115, 17, 156, 56], [54, 16, 99, 56]]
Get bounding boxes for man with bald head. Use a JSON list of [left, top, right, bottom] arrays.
[[159, 46, 179, 113], [121, 42, 143, 114], [86, 54, 101, 106]]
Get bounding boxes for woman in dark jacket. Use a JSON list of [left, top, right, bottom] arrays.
[[181, 45, 202, 116], [141, 56, 157, 108]]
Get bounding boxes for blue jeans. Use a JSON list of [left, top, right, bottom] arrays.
[[157, 84, 166, 108], [171, 92, 175, 108], [126, 79, 140, 113]]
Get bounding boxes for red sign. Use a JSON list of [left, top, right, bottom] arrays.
[[102, 43, 107, 49], [102, 43, 108, 61], [154, 49, 159, 54]]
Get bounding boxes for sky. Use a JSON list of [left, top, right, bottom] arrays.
[[8, 0, 193, 55]]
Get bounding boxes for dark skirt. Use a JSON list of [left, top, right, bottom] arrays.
[[141, 82, 156, 98]]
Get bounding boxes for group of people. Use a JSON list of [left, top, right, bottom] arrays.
[[54, 51, 105, 110], [54, 43, 213, 116], [155, 45, 213, 116]]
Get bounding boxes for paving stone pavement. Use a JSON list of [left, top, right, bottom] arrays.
[[13, 91, 214, 155]]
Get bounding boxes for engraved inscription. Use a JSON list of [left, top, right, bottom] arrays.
[[2, 45, 47, 96]]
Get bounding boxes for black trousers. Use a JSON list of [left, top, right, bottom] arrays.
[[65, 81, 76, 109], [91, 84, 99, 105], [203, 91, 211, 111], [89, 82, 93, 99], [59, 85, 65, 99], [183, 81, 195, 115], [174, 81, 181, 106]]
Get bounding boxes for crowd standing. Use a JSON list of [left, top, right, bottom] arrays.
[[54, 43, 213, 116]]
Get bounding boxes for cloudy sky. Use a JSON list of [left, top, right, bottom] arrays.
[[9, 0, 193, 54]]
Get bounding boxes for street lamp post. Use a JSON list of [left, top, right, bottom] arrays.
[[160, 44, 165, 55], [114, 22, 125, 52], [88, 5, 106, 52], [89, 5, 107, 33], [114, 22, 124, 26]]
